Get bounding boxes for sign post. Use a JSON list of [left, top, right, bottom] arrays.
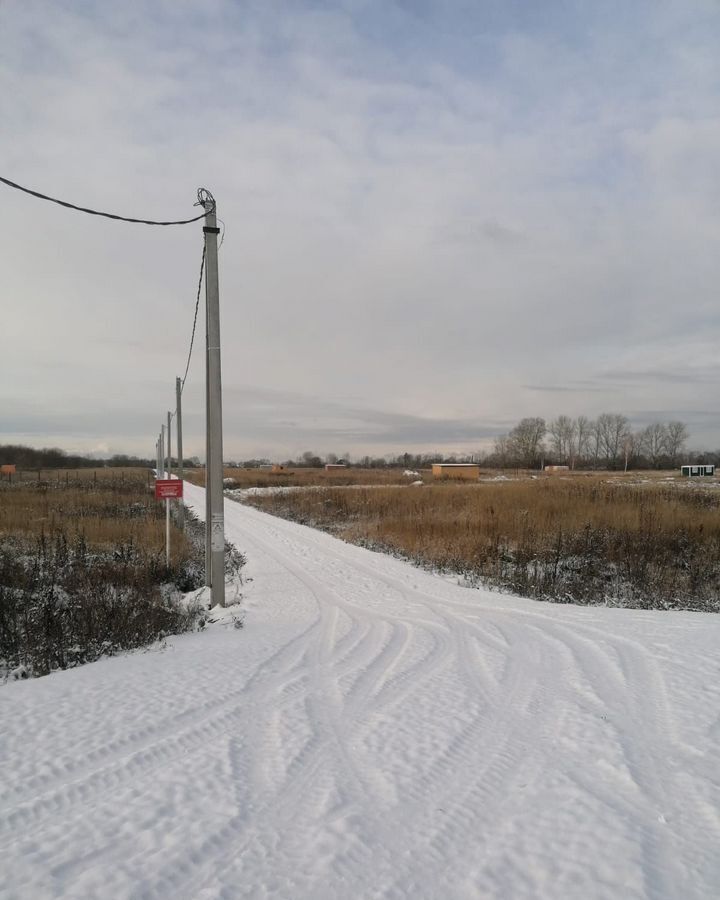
[[155, 479, 184, 566]]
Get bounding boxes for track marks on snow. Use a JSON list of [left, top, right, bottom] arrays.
[[4, 487, 718, 900]]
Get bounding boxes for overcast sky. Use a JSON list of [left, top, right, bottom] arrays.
[[2, 0, 720, 460]]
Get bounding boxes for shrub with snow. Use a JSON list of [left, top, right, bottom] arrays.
[[0, 532, 207, 680]]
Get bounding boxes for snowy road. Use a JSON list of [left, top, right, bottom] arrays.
[[2, 482, 720, 899]]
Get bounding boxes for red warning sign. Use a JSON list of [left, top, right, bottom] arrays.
[[155, 479, 183, 499]]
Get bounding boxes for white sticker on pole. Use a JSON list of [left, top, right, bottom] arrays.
[[211, 513, 224, 550]]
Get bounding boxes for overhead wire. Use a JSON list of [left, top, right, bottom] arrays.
[[0, 174, 214, 224], [1, 173, 217, 417], [180, 240, 206, 393], [179, 189, 216, 394]]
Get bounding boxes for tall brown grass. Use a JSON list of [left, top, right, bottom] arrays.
[[185, 466, 689, 490], [4, 466, 155, 485], [0, 470, 206, 677], [241, 480, 720, 611], [185, 466, 430, 489], [0, 468, 189, 564]]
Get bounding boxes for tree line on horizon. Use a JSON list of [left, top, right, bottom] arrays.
[[0, 444, 212, 471], [258, 414, 701, 471], [1, 414, 712, 473], [0, 445, 157, 470], [490, 415, 692, 470]]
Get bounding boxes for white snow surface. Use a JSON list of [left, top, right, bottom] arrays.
[[2, 482, 720, 899]]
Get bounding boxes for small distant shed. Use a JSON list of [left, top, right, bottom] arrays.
[[432, 463, 479, 481], [258, 464, 273, 471], [544, 465, 569, 474], [681, 464, 715, 477], [1, 464, 16, 475], [325, 463, 347, 470]]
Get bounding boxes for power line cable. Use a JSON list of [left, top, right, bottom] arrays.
[[180, 240, 206, 392], [0, 174, 213, 225]]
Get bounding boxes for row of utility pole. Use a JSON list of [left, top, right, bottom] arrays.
[[153, 191, 225, 607]]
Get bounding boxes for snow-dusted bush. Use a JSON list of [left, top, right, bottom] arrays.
[[0, 531, 205, 679]]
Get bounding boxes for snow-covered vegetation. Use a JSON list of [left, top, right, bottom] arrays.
[[0, 470, 218, 679], [239, 478, 720, 612], [2, 483, 719, 899]]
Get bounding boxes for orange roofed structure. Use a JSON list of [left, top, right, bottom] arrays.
[[431, 463, 479, 481]]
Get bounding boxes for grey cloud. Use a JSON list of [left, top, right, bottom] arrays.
[[477, 221, 526, 245], [2, 2, 720, 456], [595, 367, 720, 385], [524, 383, 612, 393], [221, 386, 505, 447]]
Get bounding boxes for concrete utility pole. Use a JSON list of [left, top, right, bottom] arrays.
[[167, 411, 172, 478], [160, 426, 165, 479], [176, 376, 185, 529], [166, 410, 172, 567], [203, 191, 225, 607], [204, 285, 212, 588]]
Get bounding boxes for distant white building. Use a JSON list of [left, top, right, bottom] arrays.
[[681, 464, 715, 477]]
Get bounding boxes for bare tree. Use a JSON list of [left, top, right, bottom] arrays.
[[622, 431, 642, 472], [574, 416, 592, 469], [549, 415, 575, 464], [507, 418, 547, 469], [596, 413, 630, 468], [493, 434, 511, 467], [640, 423, 668, 469], [590, 418, 602, 469], [664, 421, 689, 466], [548, 418, 563, 461]]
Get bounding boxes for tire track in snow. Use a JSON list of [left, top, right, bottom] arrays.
[[7, 486, 715, 899], [132, 546, 409, 899], [218, 492, 720, 898], [220, 498, 572, 898], [0, 578, 323, 845], [126, 495, 470, 897], [534, 619, 715, 900]]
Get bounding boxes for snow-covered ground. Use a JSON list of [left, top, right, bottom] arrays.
[[2, 482, 720, 899]]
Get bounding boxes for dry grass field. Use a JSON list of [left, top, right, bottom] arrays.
[[185, 466, 426, 489], [0, 467, 189, 563], [0, 468, 203, 678], [186, 465, 696, 490], [239, 475, 720, 611], [3, 465, 156, 485]]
